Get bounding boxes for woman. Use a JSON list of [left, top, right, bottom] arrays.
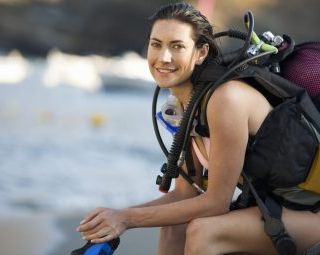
[[77, 3, 320, 254]]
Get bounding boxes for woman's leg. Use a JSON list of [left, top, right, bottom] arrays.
[[184, 206, 320, 255], [157, 224, 187, 255], [282, 208, 320, 254]]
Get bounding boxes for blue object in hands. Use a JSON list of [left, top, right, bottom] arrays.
[[71, 238, 120, 255]]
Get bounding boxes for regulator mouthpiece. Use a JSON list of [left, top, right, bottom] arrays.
[[156, 94, 183, 135]]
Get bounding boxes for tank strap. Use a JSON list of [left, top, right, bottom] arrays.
[[311, 200, 320, 213], [230, 175, 255, 210], [242, 173, 298, 255], [185, 139, 196, 177], [304, 242, 320, 255]]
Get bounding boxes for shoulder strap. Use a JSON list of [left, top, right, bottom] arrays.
[[195, 64, 230, 83], [195, 63, 240, 136], [304, 242, 320, 255], [311, 200, 320, 213], [185, 139, 196, 176]]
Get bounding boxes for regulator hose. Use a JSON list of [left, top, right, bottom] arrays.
[[228, 11, 254, 68], [152, 86, 168, 156], [152, 86, 205, 193], [212, 29, 247, 41], [157, 81, 208, 193]]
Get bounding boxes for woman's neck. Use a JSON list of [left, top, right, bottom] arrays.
[[169, 81, 193, 109]]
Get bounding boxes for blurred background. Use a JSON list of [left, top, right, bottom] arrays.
[[0, 1, 319, 255]]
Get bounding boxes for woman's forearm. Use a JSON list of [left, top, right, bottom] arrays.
[[131, 189, 196, 208], [131, 192, 178, 208], [123, 193, 228, 229]]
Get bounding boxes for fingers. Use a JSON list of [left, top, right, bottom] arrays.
[[84, 227, 115, 243], [91, 234, 117, 243], [76, 207, 125, 243], [80, 224, 103, 237], [77, 208, 106, 232], [77, 217, 102, 232], [80, 207, 104, 225], [81, 224, 119, 243], [90, 229, 119, 243]]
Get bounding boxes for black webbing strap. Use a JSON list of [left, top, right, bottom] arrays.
[[195, 64, 229, 83], [231, 175, 253, 210], [185, 139, 196, 177], [264, 197, 297, 255], [242, 173, 297, 255], [311, 200, 320, 213], [265, 196, 282, 219], [304, 242, 320, 255]]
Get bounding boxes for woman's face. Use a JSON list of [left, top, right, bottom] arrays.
[[147, 19, 205, 88]]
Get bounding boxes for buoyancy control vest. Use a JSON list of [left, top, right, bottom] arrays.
[[195, 44, 320, 203], [152, 11, 320, 255], [197, 59, 320, 207]]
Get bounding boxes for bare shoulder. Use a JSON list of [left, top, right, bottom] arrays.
[[206, 80, 257, 118], [207, 80, 264, 108], [206, 80, 272, 135]]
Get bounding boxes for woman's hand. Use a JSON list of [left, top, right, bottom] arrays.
[[76, 207, 128, 243]]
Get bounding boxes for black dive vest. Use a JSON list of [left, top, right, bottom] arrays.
[[195, 62, 320, 208], [193, 60, 320, 255]]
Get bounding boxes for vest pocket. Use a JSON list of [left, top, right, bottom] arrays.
[[244, 101, 318, 188]]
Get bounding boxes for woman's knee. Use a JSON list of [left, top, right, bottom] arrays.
[[185, 215, 241, 255], [158, 225, 187, 255], [185, 217, 223, 254], [159, 224, 187, 243]]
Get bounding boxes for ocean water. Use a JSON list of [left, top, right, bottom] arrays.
[[0, 53, 169, 215]]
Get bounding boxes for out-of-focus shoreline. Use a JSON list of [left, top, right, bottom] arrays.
[[0, 211, 159, 255], [0, 212, 63, 255]]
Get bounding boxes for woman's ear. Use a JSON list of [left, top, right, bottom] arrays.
[[196, 43, 209, 65]]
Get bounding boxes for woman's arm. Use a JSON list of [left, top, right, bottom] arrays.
[[77, 80, 252, 242], [132, 140, 204, 208], [130, 176, 198, 208], [124, 81, 253, 227], [77, 155, 205, 242]]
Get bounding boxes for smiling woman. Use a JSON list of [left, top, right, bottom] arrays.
[[147, 19, 204, 94], [75, 2, 320, 255]]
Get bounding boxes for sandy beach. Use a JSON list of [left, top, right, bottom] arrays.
[[0, 212, 159, 255]]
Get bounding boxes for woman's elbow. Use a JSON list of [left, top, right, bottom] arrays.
[[201, 193, 231, 217]]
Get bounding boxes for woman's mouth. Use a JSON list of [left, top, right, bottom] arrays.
[[155, 67, 178, 74]]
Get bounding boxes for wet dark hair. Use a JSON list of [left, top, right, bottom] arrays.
[[148, 2, 220, 62]]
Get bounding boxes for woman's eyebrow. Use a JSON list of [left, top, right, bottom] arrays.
[[150, 38, 185, 44], [170, 40, 184, 44], [150, 37, 162, 42]]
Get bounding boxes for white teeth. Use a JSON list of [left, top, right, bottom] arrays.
[[156, 68, 176, 73]]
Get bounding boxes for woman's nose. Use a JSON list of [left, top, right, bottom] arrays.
[[159, 48, 172, 63]]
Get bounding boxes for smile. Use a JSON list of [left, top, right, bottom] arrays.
[[156, 67, 178, 73]]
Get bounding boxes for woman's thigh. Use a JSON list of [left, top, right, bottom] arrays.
[[282, 207, 320, 254], [190, 206, 320, 255]]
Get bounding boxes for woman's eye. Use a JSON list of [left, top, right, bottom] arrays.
[[150, 42, 161, 48], [172, 44, 184, 50]]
